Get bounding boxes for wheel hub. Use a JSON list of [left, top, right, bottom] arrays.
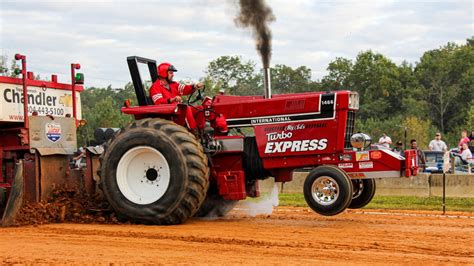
[[311, 176, 339, 205], [145, 167, 159, 182], [117, 146, 171, 205]]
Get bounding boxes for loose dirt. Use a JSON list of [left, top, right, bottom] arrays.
[[1, 206, 473, 264]]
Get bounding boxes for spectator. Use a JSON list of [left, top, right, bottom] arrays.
[[392, 140, 404, 155], [469, 130, 474, 153], [458, 130, 470, 149], [459, 142, 474, 164], [73, 146, 87, 170], [378, 133, 392, 149], [410, 139, 426, 171], [428, 132, 448, 152]]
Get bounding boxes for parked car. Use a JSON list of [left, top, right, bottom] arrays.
[[423, 150, 444, 173]]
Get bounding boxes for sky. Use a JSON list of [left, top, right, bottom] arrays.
[[0, 0, 472, 88]]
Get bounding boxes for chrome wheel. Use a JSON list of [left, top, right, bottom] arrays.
[[311, 176, 340, 206], [352, 179, 364, 199]]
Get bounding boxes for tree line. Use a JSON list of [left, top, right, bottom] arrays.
[[80, 38, 472, 148], [3, 38, 472, 149]]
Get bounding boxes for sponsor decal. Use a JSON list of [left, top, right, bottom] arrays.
[[1, 84, 80, 121], [59, 94, 73, 107], [284, 124, 305, 131], [226, 93, 336, 127], [355, 151, 369, 161], [3, 88, 58, 105], [359, 162, 374, 169], [45, 121, 62, 142], [371, 151, 382, 160], [285, 99, 306, 111], [264, 122, 326, 133], [321, 156, 332, 161], [340, 154, 352, 161], [338, 163, 353, 169], [264, 138, 328, 153], [252, 116, 291, 125], [267, 131, 292, 141], [348, 172, 366, 178]]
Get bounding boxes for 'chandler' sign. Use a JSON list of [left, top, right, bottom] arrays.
[[0, 83, 82, 122]]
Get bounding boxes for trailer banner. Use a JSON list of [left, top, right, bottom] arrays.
[[0, 83, 82, 122]]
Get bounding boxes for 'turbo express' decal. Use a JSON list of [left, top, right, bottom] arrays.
[[253, 94, 338, 156], [264, 138, 328, 153], [258, 121, 333, 154]]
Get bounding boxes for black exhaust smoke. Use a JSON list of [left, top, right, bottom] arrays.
[[235, 0, 275, 98]]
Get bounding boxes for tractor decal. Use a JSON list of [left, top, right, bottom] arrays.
[[226, 93, 336, 127], [264, 138, 328, 153], [45, 121, 62, 142]]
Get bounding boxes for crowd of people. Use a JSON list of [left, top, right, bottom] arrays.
[[377, 130, 474, 172]]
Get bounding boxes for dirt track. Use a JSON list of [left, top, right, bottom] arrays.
[[1, 206, 473, 264]]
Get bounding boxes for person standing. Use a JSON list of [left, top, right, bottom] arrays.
[[410, 139, 426, 171], [378, 133, 392, 149], [429, 133, 448, 152], [392, 140, 404, 155], [458, 130, 470, 149]]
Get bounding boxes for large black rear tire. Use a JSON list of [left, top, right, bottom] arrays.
[[303, 166, 352, 216], [99, 118, 209, 225], [349, 179, 376, 209]]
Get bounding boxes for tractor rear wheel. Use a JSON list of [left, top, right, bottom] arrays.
[[99, 118, 209, 225], [303, 166, 352, 216], [349, 179, 376, 209]]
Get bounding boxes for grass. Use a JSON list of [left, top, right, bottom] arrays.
[[278, 193, 474, 212]]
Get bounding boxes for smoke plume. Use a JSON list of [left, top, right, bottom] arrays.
[[235, 0, 275, 68], [239, 183, 279, 217]]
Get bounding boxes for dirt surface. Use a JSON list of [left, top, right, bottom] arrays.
[[1, 207, 473, 264]]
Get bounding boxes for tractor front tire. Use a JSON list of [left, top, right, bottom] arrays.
[[99, 118, 209, 225], [303, 166, 353, 216], [349, 179, 376, 209]]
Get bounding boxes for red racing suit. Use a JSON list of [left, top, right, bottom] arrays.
[[149, 79, 200, 130]]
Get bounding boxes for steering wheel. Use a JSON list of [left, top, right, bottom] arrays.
[[187, 85, 206, 105]]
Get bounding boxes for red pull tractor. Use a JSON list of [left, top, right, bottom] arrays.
[[97, 56, 418, 224]]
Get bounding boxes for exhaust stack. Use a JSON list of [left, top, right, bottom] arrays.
[[263, 67, 271, 99]]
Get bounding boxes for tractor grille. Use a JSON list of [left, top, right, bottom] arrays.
[[344, 111, 356, 149]]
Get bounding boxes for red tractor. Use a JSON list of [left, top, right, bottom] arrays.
[[98, 56, 418, 225]]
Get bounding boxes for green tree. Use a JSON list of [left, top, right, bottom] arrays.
[[0, 56, 20, 78], [270, 64, 314, 93], [205, 55, 260, 95], [397, 61, 428, 118], [9, 59, 19, 78], [321, 57, 353, 91], [0, 55, 9, 76], [78, 86, 133, 144], [349, 51, 404, 120], [415, 39, 474, 133]]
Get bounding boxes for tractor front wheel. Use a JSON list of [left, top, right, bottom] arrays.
[[349, 179, 376, 209], [99, 118, 209, 225], [303, 166, 352, 216]]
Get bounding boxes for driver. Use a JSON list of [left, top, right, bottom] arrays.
[[150, 62, 204, 134]]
